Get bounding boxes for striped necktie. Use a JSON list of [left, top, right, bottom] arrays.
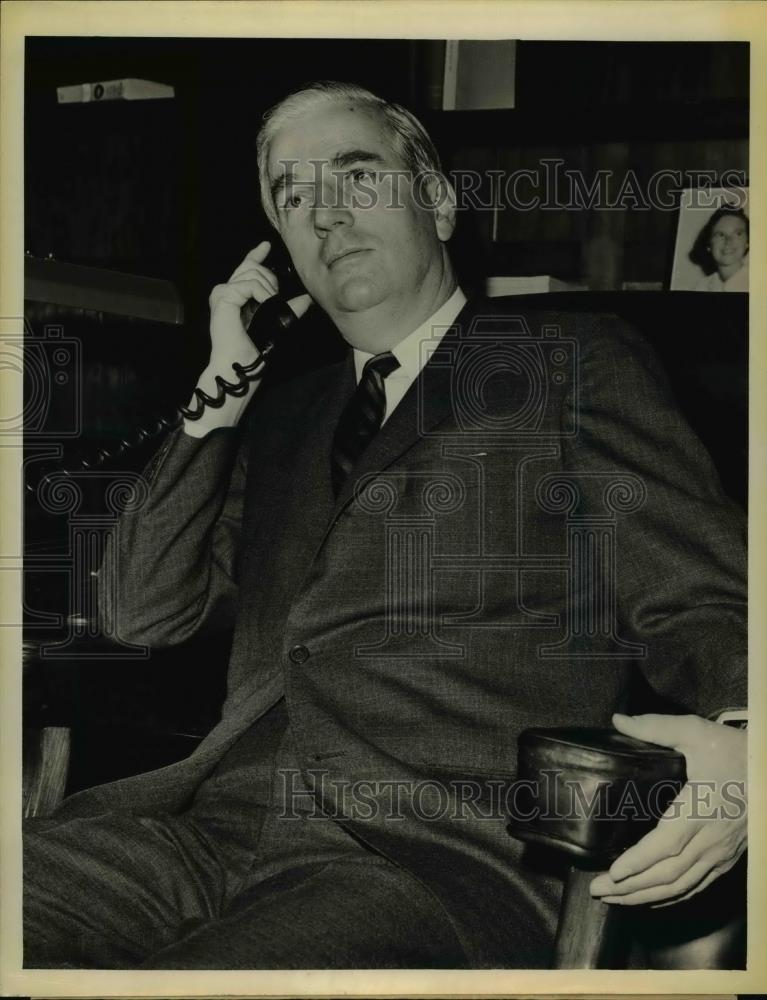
[[331, 351, 400, 496]]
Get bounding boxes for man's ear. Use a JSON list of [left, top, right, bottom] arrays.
[[422, 173, 457, 243]]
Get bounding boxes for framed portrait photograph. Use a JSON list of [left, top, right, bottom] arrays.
[[670, 186, 750, 291]]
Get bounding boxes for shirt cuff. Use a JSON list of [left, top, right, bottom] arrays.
[[711, 708, 748, 728], [183, 356, 263, 437]]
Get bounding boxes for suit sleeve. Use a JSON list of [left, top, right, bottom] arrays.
[[97, 424, 247, 647], [560, 316, 747, 718]]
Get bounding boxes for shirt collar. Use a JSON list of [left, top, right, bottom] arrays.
[[353, 287, 467, 383]]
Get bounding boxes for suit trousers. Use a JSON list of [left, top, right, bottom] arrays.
[[24, 701, 468, 969]]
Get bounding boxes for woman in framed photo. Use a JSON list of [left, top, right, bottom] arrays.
[[689, 206, 749, 292]]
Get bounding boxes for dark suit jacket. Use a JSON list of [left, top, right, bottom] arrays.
[[55, 296, 747, 966]]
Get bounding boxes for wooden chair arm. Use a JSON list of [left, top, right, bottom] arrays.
[[23, 726, 71, 818]]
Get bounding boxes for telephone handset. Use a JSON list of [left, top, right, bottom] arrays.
[[25, 242, 309, 493]]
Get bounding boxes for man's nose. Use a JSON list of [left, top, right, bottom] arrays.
[[313, 200, 354, 235]]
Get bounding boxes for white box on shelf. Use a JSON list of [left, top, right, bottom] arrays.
[[57, 79, 175, 103], [486, 276, 587, 296]]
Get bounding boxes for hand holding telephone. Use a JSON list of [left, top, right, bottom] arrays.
[[181, 240, 312, 421], [25, 242, 312, 493]]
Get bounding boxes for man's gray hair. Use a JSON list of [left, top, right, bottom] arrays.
[[256, 80, 444, 227]]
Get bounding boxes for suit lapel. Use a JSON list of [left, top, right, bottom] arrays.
[[329, 296, 479, 514]]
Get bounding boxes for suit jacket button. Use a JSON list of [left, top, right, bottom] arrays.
[[289, 644, 310, 664]]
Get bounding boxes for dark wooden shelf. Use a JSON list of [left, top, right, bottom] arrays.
[[421, 99, 748, 150]]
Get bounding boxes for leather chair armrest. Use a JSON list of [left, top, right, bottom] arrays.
[[507, 726, 685, 967]]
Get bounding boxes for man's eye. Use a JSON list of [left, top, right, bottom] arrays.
[[280, 188, 310, 211], [348, 168, 376, 184]]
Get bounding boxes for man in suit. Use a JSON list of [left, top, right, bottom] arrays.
[[24, 81, 747, 969]]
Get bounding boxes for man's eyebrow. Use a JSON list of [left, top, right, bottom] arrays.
[[329, 149, 387, 171], [270, 150, 387, 204]]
